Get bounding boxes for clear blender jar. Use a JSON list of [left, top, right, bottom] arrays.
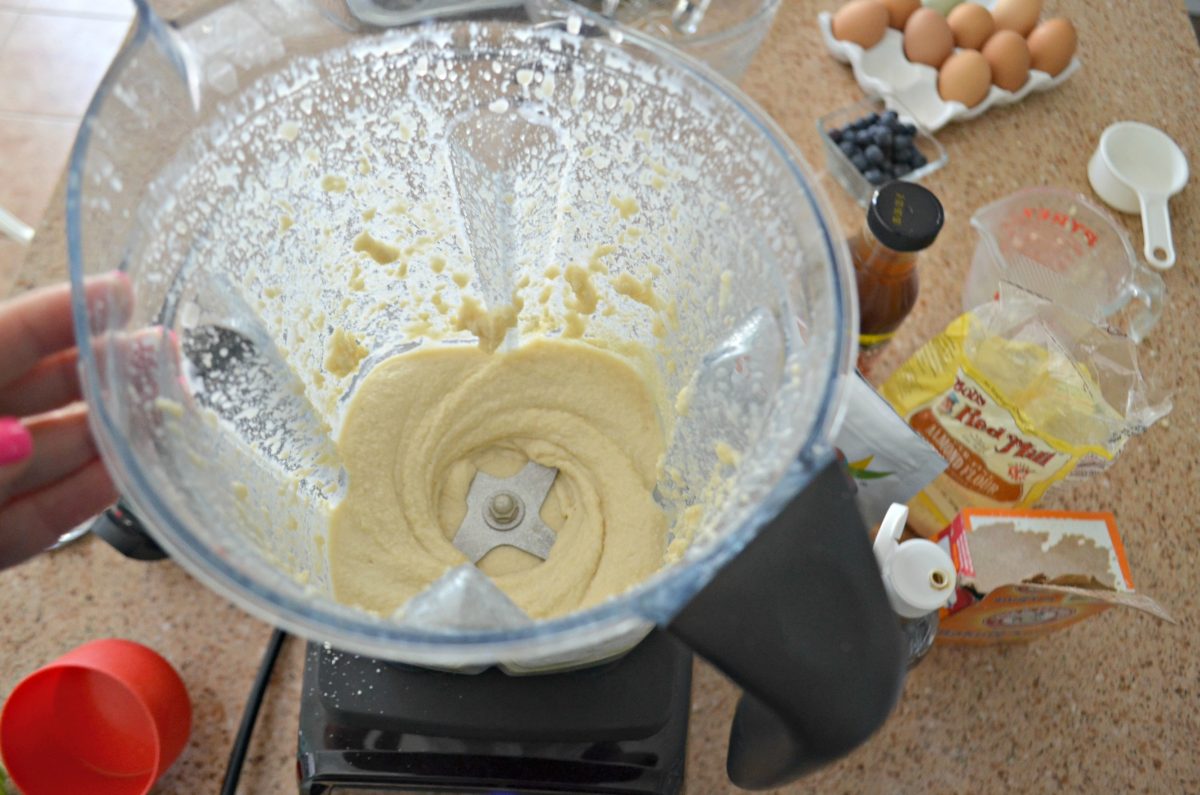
[[69, 0, 905, 786]]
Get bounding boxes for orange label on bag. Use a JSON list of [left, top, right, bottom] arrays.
[[907, 369, 1072, 504], [910, 408, 1021, 502]]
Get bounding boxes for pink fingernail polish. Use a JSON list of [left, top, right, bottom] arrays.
[[0, 417, 32, 466]]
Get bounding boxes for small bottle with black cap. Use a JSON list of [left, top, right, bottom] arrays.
[[852, 181, 945, 375]]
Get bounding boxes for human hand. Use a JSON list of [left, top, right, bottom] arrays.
[[0, 273, 133, 570]]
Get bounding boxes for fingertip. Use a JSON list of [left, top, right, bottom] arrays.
[[0, 458, 116, 570], [146, 325, 182, 362], [113, 270, 135, 315], [83, 457, 119, 509], [0, 417, 32, 466], [85, 271, 135, 327]]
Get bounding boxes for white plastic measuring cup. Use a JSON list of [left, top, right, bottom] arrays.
[[1088, 121, 1189, 270]]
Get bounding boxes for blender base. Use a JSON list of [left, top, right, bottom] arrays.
[[298, 631, 692, 794]]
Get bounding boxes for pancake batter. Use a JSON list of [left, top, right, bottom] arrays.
[[329, 337, 668, 619]]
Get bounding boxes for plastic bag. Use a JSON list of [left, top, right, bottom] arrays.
[[880, 286, 1171, 538], [834, 373, 947, 528]]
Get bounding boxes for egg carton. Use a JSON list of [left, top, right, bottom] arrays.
[[817, 2, 1080, 132]]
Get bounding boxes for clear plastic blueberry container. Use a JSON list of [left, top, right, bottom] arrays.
[[817, 96, 947, 207]]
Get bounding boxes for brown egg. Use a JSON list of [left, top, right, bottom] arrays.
[[833, 0, 891, 49], [981, 29, 1030, 91], [991, 0, 1042, 36], [938, 50, 992, 107], [946, 3, 994, 50], [904, 7, 956, 68], [880, 0, 921, 29], [1028, 18, 1078, 76]]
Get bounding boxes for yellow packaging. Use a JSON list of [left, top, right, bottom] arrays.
[[881, 291, 1169, 538]]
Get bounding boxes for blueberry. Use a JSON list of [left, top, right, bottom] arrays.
[[865, 112, 880, 125], [901, 122, 917, 136], [865, 144, 885, 165], [829, 128, 843, 144], [851, 153, 869, 172], [839, 140, 857, 157], [911, 151, 928, 168], [881, 110, 898, 125], [894, 162, 913, 177], [871, 127, 893, 147], [864, 168, 885, 185], [894, 134, 913, 150]]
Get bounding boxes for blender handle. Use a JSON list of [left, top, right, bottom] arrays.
[[667, 455, 906, 789]]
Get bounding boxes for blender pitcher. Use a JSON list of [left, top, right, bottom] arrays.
[[68, 0, 905, 787]]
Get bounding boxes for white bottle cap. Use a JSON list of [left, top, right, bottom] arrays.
[[873, 503, 956, 620]]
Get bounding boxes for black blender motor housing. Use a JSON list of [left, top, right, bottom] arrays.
[[99, 458, 906, 792], [298, 631, 692, 795]]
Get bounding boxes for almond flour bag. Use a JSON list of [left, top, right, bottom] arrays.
[[880, 287, 1170, 538]]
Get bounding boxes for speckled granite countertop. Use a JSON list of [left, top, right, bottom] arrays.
[[3, 1, 1199, 792]]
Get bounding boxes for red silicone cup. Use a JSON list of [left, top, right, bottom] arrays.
[[0, 639, 192, 795]]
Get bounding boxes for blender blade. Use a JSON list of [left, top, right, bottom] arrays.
[[452, 461, 558, 563]]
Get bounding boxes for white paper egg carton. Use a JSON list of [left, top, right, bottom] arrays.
[[817, 1, 1081, 132]]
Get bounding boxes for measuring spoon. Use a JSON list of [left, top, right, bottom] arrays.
[[1088, 121, 1189, 270]]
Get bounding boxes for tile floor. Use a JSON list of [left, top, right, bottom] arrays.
[[0, 0, 133, 293]]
